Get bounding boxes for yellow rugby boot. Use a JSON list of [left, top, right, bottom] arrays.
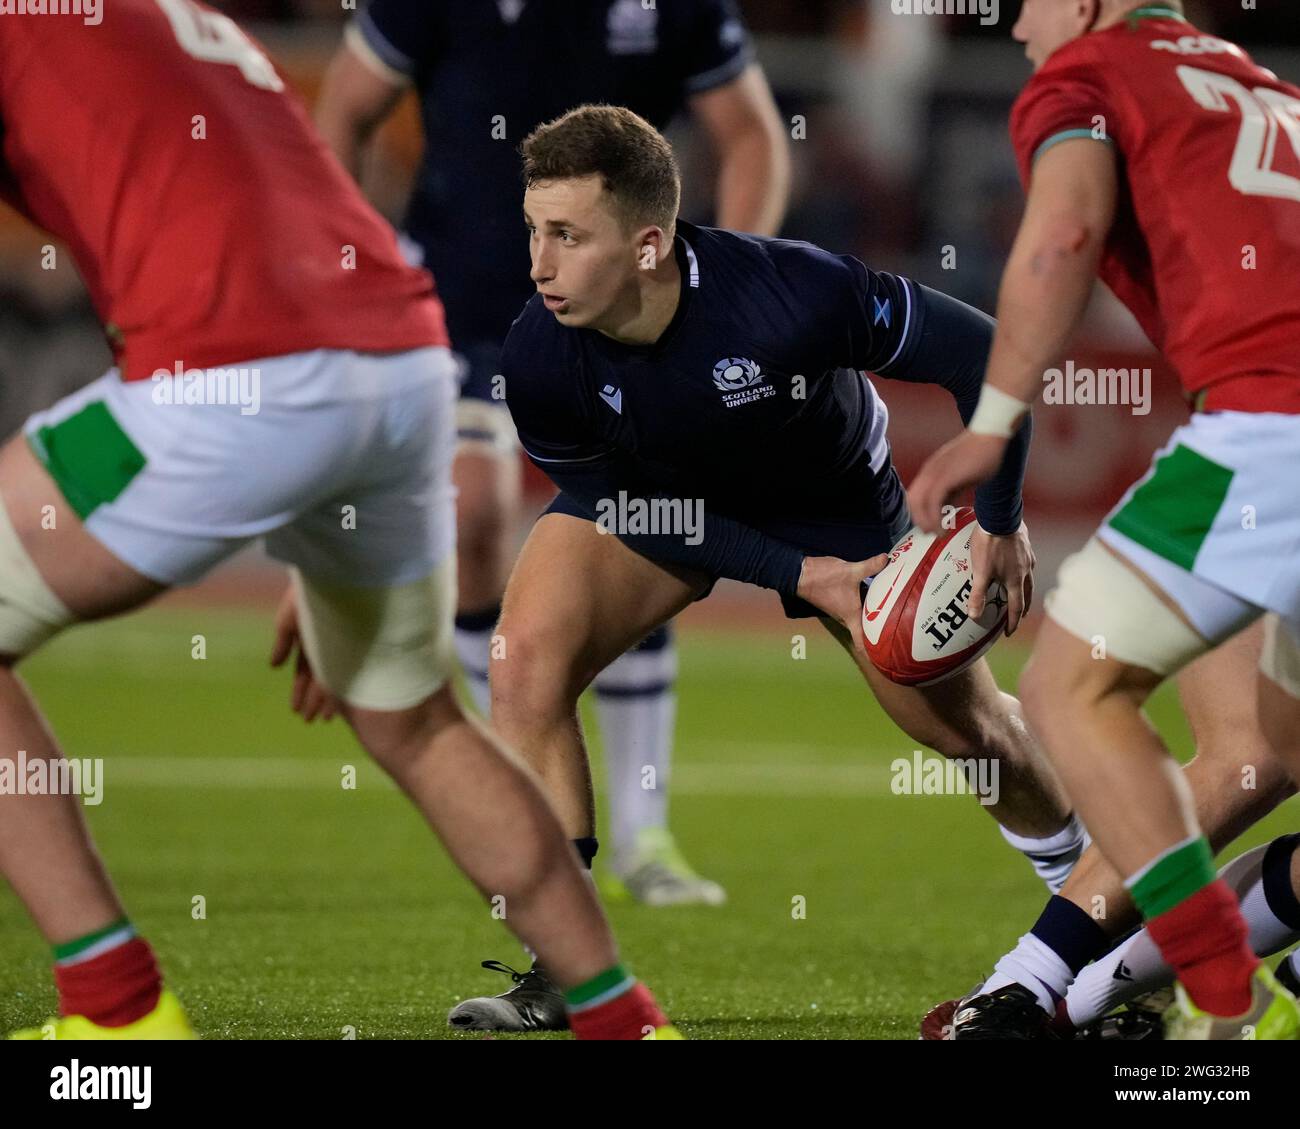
[[8, 988, 196, 1040], [1164, 965, 1300, 1040]]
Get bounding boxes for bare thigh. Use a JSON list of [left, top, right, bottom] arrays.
[[493, 513, 708, 708]]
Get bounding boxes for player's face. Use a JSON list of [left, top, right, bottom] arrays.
[[1012, 0, 1097, 69], [525, 175, 648, 329]]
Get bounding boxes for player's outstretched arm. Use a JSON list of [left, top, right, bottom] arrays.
[[907, 138, 1117, 531], [535, 455, 806, 595]]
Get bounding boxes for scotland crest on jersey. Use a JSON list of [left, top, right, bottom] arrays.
[[713, 357, 775, 408], [606, 0, 658, 55]]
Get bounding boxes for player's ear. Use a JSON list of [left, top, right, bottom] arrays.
[[634, 225, 667, 273]]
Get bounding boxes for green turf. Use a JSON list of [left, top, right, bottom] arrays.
[[0, 607, 1294, 1039]]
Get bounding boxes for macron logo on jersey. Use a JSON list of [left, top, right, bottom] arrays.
[[600, 384, 623, 414]]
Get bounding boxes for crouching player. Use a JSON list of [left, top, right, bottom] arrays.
[[909, 0, 1300, 1038], [432, 103, 1096, 1030], [315, 0, 792, 909], [0, 2, 670, 1041]]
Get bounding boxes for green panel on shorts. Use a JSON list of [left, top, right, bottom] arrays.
[[1107, 444, 1233, 572], [28, 401, 146, 520]]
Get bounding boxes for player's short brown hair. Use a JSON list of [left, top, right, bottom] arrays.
[[521, 105, 681, 234]]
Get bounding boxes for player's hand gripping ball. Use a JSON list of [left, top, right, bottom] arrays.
[[862, 507, 1008, 686]]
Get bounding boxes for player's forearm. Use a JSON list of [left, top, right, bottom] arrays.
[[620, 503, 805, 595], [982, 137, 1117, 409], [971, 414, 1030, 534], [982, 218, 1105, 406], [601, 496, 806, 596], [712, 123, 790, 237]]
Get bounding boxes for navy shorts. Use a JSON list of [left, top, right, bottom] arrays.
[[541, 480, 913, 621]]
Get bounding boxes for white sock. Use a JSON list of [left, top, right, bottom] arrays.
[[453, 609, 498, 717], [981, 933, 1074, 1014], [592, 625, 677, 869], [999, 813, 1090, 894], [1065, 838, 1300, 1028], [1062, 924, 1171, 1029]]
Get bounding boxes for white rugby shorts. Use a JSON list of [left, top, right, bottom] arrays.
[[23, 347, 458, 587]]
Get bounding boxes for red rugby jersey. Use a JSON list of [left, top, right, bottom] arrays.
[[1010, 8, 1300, 413], [0, 0, 448, 381]]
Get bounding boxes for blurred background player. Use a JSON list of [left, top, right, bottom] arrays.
[[314, 0, 791, 908], [0, 0, 672, 1042], [909, 0, 1300, 1039]]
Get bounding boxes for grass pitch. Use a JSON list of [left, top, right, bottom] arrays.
[[1, 605, 1294, 1039]]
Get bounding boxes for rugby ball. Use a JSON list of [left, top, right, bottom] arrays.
[[862, 508, 1008, 687]]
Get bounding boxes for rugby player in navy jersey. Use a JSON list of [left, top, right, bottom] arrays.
[[315, 0, 789, 920], [432, 104, 1094, 1031]]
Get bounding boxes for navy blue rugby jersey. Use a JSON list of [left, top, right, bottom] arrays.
[[349, 0, 753, 344], [501, 220, 1030, 595]]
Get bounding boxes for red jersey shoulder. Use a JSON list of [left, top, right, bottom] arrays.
[[0, 0, 449, 374], [1009, 37, 1114, 185]]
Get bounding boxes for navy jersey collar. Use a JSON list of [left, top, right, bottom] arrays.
[[656, 227, 699, 349]]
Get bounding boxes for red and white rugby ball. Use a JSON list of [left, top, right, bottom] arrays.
[[862, 508, 1008, 687]]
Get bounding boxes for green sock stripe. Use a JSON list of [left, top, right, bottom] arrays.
[[1129, 837, 1215, 921], [53, 917, 133, 962], [566, 975, 637, 1014], [564, 964, 633, 1008]]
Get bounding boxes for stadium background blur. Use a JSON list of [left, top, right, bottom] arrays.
[[2, 2, 1298, 1038]]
